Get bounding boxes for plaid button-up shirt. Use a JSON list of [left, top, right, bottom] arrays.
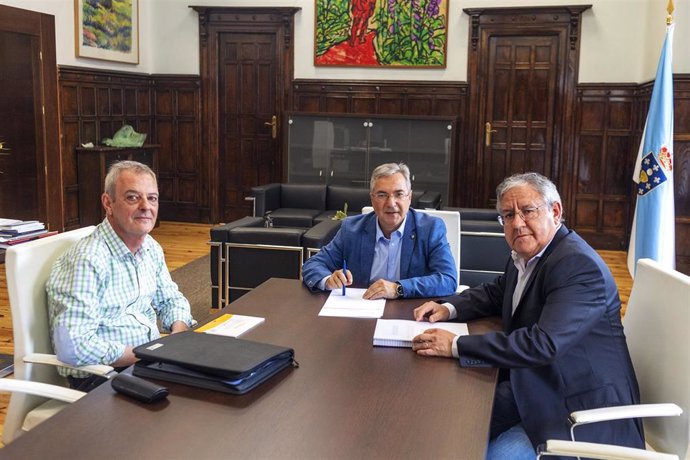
[[47, 219, 193, 377]]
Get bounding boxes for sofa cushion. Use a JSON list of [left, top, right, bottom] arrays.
[[281, 184, 327, 211], [210, 216, 264, 243], [326, 186, 371, 214], [302, 219, 342, 249], [229, 227, 306, 246], [269, 208, 321, 228]]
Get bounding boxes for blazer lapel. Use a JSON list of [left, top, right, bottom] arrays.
[[359, 214, 377, 283], [399, 210, 416, 277], [502, 265, 518, 332]]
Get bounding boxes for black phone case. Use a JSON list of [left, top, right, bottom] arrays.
[[111, 373, 169, 403]]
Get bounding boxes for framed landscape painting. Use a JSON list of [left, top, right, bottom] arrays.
[[315, 0, 448, 67], [75, 0, 139, 64]]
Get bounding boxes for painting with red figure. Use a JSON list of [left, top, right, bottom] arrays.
[[314, 0, 448, 68]]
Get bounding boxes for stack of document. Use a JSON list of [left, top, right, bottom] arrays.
[[0, 219, 52, 248], [195, 313, 265, 337], [373, 319, 468, 348]]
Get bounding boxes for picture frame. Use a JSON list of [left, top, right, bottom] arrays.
[[314, 0, 448, 68], [74, 0, 139, 64]]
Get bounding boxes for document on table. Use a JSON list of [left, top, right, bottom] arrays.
[[195, 313, 265, 337], [318, 288, 386, 318], [373, 319, 468, 348]]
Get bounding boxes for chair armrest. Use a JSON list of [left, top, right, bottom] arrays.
[[24, 353, 115, 378], [417, 191, 441, 209], [570, 403, 683, 426], [250, 183, 281, 217], [0, 379, 85, 403], [537, 439, 678, 460]]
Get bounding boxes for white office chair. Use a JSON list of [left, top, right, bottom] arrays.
[[362, 206, 463, 292], [1, 227, 114, 444], [537, 258, 689, 460]]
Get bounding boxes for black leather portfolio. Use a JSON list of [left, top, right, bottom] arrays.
[[132, 331, 295, 394]]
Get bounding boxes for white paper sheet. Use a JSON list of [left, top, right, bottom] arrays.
[[318, 288, 386, 318]]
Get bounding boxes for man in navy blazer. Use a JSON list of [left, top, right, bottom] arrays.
[[411, 172, 643, 458], [302, 163, 457, 300]]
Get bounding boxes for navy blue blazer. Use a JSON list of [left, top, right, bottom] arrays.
[[302, 208, 457, 298], [449, 226, 644, 450]]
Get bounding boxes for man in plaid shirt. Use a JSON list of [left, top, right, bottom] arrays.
[[47, 161, 194, 391]]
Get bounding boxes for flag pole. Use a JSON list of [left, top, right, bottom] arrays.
[[667, 0, 674, 25]]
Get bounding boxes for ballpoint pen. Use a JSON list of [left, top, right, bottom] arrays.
[[342, 259, 347, 296]]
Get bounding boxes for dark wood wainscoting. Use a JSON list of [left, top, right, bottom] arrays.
[[573, 84, 638, 250], [58, 67, 203, 228], [668, 76, 690, 274], [151, 75, 206, 222]]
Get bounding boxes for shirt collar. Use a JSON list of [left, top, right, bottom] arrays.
[[99, 218, 153, 260], [510, 223, 562, 269], [375, 213, 407, 241]]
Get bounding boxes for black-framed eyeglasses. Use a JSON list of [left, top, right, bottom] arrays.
[[371, 191, 410, 202], [497, 204, 546, 226]]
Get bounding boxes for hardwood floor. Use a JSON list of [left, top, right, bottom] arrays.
[[0, 221, 632, 445]]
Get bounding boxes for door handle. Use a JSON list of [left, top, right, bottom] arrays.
[[485, 122, 497, 147], [264, 115, 277, 139], [0, 140, 10, 153]]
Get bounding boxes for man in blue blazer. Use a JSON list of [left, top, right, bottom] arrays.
[[411, 172, 643, 458], [302, 163, 457, 300]]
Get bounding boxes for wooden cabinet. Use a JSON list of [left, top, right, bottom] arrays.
[[77, 145, 159, 226]]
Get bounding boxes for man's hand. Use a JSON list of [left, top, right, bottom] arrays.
[[171, 320, 189, 333], [325, 268, 352, 290], [411, 328, 455, 357], [363, 279, 397, 300], [413, 301, 450, 323]]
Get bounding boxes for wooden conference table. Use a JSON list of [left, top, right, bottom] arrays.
[[0, 279, 500, 459]]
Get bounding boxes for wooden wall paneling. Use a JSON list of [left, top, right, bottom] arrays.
[[671, 76, 690, 273], [573, 85, 636, 249], [152, 75, 205, 222], [58, 66, 154, 229]]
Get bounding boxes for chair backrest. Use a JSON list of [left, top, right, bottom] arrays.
[[459, 229, 510, 288], [361, 206, 461, 288], [4, 226, 95, 443], [624, 258, 690, 459]]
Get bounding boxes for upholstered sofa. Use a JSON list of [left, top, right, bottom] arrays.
[[247, 183, 442, 228], [209, 217, 342, 307]]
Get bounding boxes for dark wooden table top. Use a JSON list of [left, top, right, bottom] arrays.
[[0, 278, 499, 459]]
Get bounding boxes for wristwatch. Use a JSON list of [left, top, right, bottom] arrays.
[[395, 281, 404, 298]]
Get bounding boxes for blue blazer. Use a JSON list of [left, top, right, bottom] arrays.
[[449, 226, 644, 450], [302, 208, 457, 298]]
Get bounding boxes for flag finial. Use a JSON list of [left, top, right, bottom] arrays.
[[667, 0, 674, 25]]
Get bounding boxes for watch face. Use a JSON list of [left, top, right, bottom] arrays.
[[396, 283, 403, 296]]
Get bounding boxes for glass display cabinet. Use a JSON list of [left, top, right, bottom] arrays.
[[286, 113, 454, 205]]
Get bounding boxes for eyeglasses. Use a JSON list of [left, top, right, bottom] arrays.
[[497, 204, 546, 226], [371, 191, 410, 202]]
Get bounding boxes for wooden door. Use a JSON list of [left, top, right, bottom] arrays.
[[464, 6, 589, 210], [482, 35, 559, 207], [0, 30, 41, 221], [192, 7, 299, 224], [219, 33, 280, 222], [0, 5, 61, 229]]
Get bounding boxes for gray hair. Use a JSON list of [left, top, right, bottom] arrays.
[[370, 163, 411, 192], [104, 160, 156, 198], [495, 172, 562, 213]]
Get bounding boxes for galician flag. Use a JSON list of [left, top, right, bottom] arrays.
[[627, 23, 675, 277]]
